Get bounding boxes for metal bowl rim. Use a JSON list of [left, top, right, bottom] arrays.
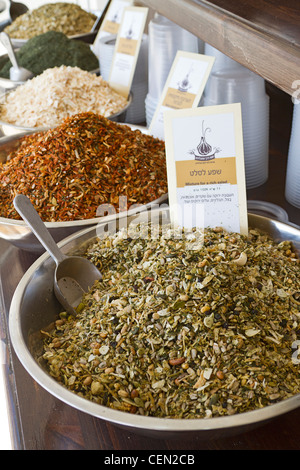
[[0, 121, 160, 233], [0, 191, 167, 228]]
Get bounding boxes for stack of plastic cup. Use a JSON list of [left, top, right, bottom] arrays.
[[204, 67, 269, 189], [146, 14, 199, 126], [285, 102, 300, 208], [98, 34, 148, 124]]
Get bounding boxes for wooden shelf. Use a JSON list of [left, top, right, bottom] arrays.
[[139, 0, 300, 96]]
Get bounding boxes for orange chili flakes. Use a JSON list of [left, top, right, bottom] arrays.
[[0, 112, 167, 222]]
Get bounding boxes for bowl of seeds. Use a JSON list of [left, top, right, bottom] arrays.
[[0, 66, 132, 134], [0, 113, 168, 251], [0, 31, 100, 90], [8, 206, 300, 438]]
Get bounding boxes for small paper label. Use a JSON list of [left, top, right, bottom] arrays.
[[164, 104, 248, 235], [108, 6, 148, 98], [149, 50, 215, 140]]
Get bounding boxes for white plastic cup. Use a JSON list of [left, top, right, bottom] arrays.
[[98, 34, 116, 81], [204, 44, 244, 97], [204, 68, 266, 103], [145, 93, 159, 126], [203, 67, 269, 189], [285, 103, 300, 208], [205, 43, 242, 73]]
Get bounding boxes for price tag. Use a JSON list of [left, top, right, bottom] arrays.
[[108, 6, 148, 98], [149, 50, 215, 140], [93, 0, 133, 44], [164, 104, 248, 235]]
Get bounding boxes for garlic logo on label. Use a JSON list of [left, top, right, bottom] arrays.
[[189, 120, 221, 161]]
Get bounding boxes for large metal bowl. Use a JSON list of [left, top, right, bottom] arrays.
[[0, 127, 166, 252], [8, 207, 300, 439]]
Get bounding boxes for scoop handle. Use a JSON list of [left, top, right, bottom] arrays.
[[0, 32, 19, 69], [13, 194, 66, 265]]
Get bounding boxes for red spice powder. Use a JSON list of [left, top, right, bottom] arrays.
[[0, 112, 167, 222]]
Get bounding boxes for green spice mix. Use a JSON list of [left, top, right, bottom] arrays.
[[4, 2, 97, 39], [42, 224, 300, 419], [0, 112, 167, 222]]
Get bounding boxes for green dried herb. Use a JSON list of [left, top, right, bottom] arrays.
[[0, 31, 99, 78]]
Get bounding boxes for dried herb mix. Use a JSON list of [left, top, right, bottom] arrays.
[[0, 113, 167, 222], [0, 31, 99, 79], [42, 223, 300, 419], [4, 3, 97, 40]]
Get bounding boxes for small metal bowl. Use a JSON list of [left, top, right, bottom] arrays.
[[0, 127, 166, 252], [0, 49, 101, 91], [8, 208, 300, 439]]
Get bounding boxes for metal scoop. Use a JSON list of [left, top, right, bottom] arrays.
[[0, 32, 33, 81], [13, 194, 102, 316]]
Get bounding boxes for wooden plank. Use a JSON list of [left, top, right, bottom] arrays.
[[139, 0, 300, 96]]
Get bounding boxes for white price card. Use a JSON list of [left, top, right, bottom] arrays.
[[93, 0, 133, 44], [108, 6, 148, 98], [164, 103, 248, 235], [149, 50, 215, 140]]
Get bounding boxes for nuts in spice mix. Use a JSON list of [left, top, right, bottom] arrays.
[[41, 222, 300, 419], [0, 113, 167, 222]]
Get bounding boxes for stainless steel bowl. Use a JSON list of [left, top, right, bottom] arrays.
[[10, 30, 99, 49], [8, 208, 300, 438], [0, 128, 166, 252], [0, 90, 132, 135]]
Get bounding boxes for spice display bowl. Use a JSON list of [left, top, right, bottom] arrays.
[[0, 90, 132, 135], [8, 207, 300, 439], [0, 126, 166, 252]]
